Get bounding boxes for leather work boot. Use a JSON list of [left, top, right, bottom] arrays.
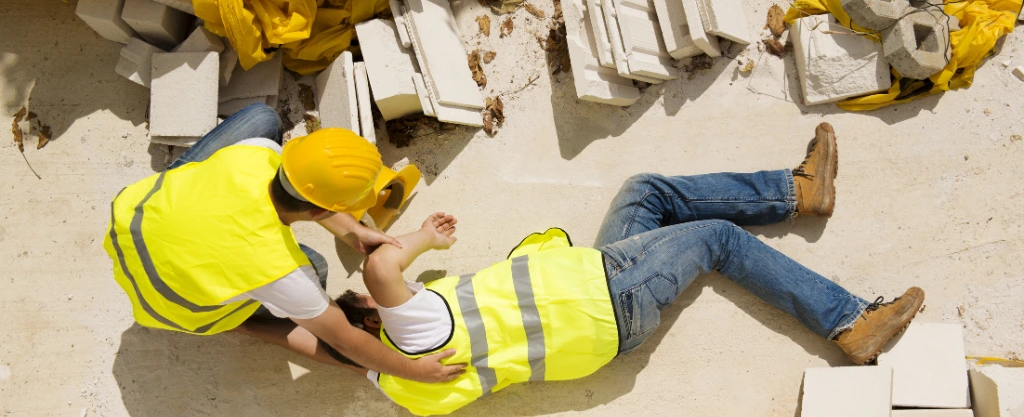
[[793, 122, 838, 217], [835, 287, 925, 365]]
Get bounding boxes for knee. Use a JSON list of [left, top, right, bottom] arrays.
[[620, 173, 659, 194], [245, 103, 283, 140]]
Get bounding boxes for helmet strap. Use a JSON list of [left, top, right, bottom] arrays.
[[277, 166, 310, 202]]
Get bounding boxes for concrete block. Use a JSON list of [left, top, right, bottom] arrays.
[[76, 0, 138, 44], [219, 53, 282, 102], [586, 0, 617, 68], [969, 365, 1024, 417], [115, 37, 164, 87], [563, 0, 640, 105], [877, 323, 969, 408], [172, 26, 224, 53], [404, 0, 484, 109], [219, 44, 238, 86], [602, 0, 678, 82], [355, 19, 422, 120], [800, 366, 892, 417], [881, 8, 951, 79], [891, 411, 974, 417], [122, 0, 192, 50], [681, 0, 721, 57], [151, 0, 194, 15], [695, 0, 751, 45], [652, 0, 701, 59], [217, 96, 268, 118], [791, 15, 891, 105], [388, 0, 412, 47], [149, 52, 218, 138], [354, 62, 376, 144], [842, 0, 910, 31], [315, 51, 359, 131]]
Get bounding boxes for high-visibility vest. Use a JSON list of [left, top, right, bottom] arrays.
[[102, 145, 311, 335], [377, 228, 619, 416]]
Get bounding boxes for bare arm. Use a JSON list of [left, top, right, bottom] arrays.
[[317, 212, 403, 255], [363, 213, 458, 308]]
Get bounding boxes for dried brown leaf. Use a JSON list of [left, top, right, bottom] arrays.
[[476, 15, 491, 36], [12, 106, 26, 152], [765, 38, 785, 57], [299, 84, 316, 111], [469, 50, 487, 87], [36, 122, 51, 150], [483, 50, 497, 63], [483, 109, 495, 135], [524, 3, 545, 18], [500, 17, 514, 37], [26, 112, 37, 121], [767, 5, 785, 38], [492, 96, 504, 124], [482, 96, 505, 135], [303, 114, 321, 133]]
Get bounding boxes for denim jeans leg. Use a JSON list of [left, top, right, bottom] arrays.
[[601, 219, 867, 355], [168, 103, 284, 170], [595, 171, 797, 247]]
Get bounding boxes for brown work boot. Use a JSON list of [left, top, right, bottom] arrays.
[[793, 123, 838, 217], [835, 287, 925, 364]]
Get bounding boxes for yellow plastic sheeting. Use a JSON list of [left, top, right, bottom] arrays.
[[194, 0, 388, 74], [784, 0, 1021, 111]]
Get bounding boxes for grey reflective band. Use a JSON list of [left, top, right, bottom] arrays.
[[129, 172, 225, 313], [510, 256, 546, 381], [456, 273, 498, 396], [192, 299, 258, 333], [277, 166, 309, 202]]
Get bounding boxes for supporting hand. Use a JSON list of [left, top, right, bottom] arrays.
[[352, 226, 403, 255], [411, 349, 467, 382]]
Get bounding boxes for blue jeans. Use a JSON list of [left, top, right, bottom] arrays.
[[596, 172, 868, 355], [165, 103, 330, 316]]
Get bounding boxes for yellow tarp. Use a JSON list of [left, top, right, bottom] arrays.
[[784, 0, 1021, 111], [193, 0, 388, 74]]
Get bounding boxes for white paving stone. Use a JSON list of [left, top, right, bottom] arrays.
[[563, 0, 640, 105], [695, 0, 750, 45], [121, 0, 192, 49], [969, 365, 1024, 417], [354, 62, 376, 144], [680, 0, 720, 57], [76, 0, 138, 44], [219, 53, 282, 102], [172, 26, 223, 53], [791, 15, 891, 106], [404, 0, 484, 109], [891, 410, 974, 417], [356, 19, 422, 120], [800, 366, 892, 417], [601, 0, 677, 82], [115, 37, 163, 87], [652, 0, 701, 59], [149, 52, 218, 138], [877, 322, 969, 408], [586, 0, 617, 68], [315, 51, 359, 131]]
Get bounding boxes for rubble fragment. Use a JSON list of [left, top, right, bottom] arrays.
[[501, 17, 515, 37], [121, 0, 192, 49], [476, 15, 491, 36], [483, 51, 497, 63], [469, 50, 487, 87], [482, 96, 504, 135]]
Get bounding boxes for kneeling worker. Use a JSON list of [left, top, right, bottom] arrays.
[[103, 103, 465, 383], [337, 123, 925, 415]]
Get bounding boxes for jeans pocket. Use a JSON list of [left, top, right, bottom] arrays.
[[644, 274, 679, 310], [619, 282, 662, 340]]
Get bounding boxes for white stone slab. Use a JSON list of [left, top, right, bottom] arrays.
[[801, 366, 893, 417], [603, 0, 678, 81], [76, 0, 138, 44], [172, 26, 223, 53], [122, 0, 192, 50], [150, 52, 218, 137], [219, 53, 282, 102], [791, 15, 891, 106], [389, 0, 412, 47], [412, 73, 436, 117], [969, 365, 1024, 417], [411, 67, 481, 126], [652, 0, 701, 59], [354, 62, 376, 144], [405, 0, 484, 109], [877, 323, 969, 408], [315, 51, 359, 131], [891, 410, 974, 417], [217, 96, 267, 118], [563, 0, 640, 105], [356, 19, 422, 120], [586, 0, 617, 68], [695, 0, 750, 45], [680, 0, 720, 57], [115, 37, 163, 87]]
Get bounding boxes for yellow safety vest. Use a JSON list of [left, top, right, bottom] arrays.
[[377, 228, 619, 416], [102, 145, 311, 335]]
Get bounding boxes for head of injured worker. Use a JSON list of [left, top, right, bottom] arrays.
[[276, 128, 383, 215], [336, 290, 382, 333]]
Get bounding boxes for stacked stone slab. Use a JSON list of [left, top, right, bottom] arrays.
[[316, 51, 360, 132], [76, 0, 138, 44], [791, 15, 891, 105], [121, 0, 192, 50], [562, 0, 640, 105], [695, 0, 751, 45], [149, 52, 219, 145], [220, 54, 282, 104], [354, 62, 376, 144], [355, 19, 422, 121], [115, 37, 164, 87], [800, 366, 893, 417], [877, 322, 970, 408]]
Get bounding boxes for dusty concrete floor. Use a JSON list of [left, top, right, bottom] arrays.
[[2, 1, 1023, 416]]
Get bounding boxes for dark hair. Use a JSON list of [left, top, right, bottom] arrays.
[[336, 290, 377, 328], [269, 170, 322, 213]]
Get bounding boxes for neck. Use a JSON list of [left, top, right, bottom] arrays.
[[269, 183, 306, 225]]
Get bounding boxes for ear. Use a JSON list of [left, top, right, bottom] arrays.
[[363, 316, 382, 330]]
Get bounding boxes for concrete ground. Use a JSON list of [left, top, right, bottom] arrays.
[[2, 1, 1022, 416]]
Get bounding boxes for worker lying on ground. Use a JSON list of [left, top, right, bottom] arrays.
[[103, 103, 465, 383], [333, 123, 925, 416]]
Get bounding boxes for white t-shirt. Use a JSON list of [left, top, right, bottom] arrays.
[[219, 138, 331, 319], [366, 281, 454, 389]]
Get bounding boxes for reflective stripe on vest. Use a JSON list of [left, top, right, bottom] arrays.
[[455, 273, 498, 394]]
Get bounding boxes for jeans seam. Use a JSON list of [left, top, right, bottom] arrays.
[[784, 169, 797, 220], [827, 300, 868, 340], [619, 189, 655, 243], [642, 222, 716, 254]]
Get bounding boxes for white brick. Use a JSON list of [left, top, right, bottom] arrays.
[[149, 52, 219, 137], [792, 15, 891, 106], [356, 19, 422, 120], [680, 0, 721, 57], [315, 51, 359, 131], [405, 0, 484, 109], [586, 0, 618, 68], [115, 37, 163, 87], [602, 0, 678, 82], [219, 53, 282, 102], [969, 365, 1024, 417], [877, 323, 969, 408], [217, 96, 267, 118], [695, 0, 750, 45], [122, 0, 192, 50], [219, 44, 238, 86], [172, 26, 224, 53], [76, 0, 138, 44], [652, 0, 701, 59], [388, 0, 412, 47], [891, 410, 974, 417], [563, 0, 640, 105], [151, 0, 194, 15], [801, 366, 892, 417], [354, 62, 376, 144]]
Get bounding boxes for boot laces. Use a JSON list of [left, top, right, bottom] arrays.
[[861, 296, 898, 320], [793, 143, 817, 179]]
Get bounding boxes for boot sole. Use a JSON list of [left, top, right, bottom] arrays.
[[851, 295, 925, 365], [816, 123, 838, 217]]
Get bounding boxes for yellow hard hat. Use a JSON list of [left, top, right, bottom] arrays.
[[280, 128, 383, 213]]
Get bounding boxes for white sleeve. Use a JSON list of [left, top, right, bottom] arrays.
[[233, 138, 282, 154], [375, 282, 453, 354], [240, 266, 330, 319]]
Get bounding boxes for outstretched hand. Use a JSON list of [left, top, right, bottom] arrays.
[[421, 212, 458, 250]]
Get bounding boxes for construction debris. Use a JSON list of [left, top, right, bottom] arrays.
[[483, 51, 497, 64], [1013, 66, 1024, 82], [792, 15, 890, 105], [524, 3, 545, 18], [482, 96, 504, 135], [76, 0, 138, 44], [115, 37, 162, 87], [696, 0, 752, 45], [501, 17, 515, 37], [766, 4, 785, 37], [561, 0, 639, 105], [877, 323, 969, 408], [476, 15, 491, 36], [469, 50, 487, 88], [881, 9, 952, 80], [121, 0, 192, 50], [764, 38, 785, 57], [149, 52, 218, 144]]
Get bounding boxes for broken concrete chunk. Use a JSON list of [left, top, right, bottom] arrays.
[[404, 0, 485, 109], [842, 0, 909, 31], [969, 365, 1024, 417], [122, 0, 193, 50], [800, 366, 893, 417], [695, 0, 751, 45], [792, 15, 891, 105], [219, 53, 282, 102], [172, 26, 224, 53], [1013, 66, 1024, 82], [354, 62, 376, 144], [149, 52, 219, 138], [355, 19, 423, 120], [150, 0, 194, 15], [881, 8, 951, 80], [116, 37, 164, 87], [315, 51, 360, 131], [562, 0, 639, 105], [877, 323, 970, 408], [76, 0, 139, 44], [652, 0, 702, 59]]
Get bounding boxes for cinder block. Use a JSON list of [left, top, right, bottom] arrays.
[[877, 323, 969, 408], [149, 52, 219, 138], [800, 366, 892, 417], [151, 0, 194, 15], [354, 62, 376, 144], [891, 410, 974, 417], [315, 51, 359, 131], [172, 26, 224, 53], [562, 0, 639, 105], [220, 53, 282, 102], [681, 0, 721, 57], [76, 0, 138, 44], [122, 0, 192, 50], [217, 96, 269, 118], [791, 15, 891, 105], [969, 365, 1024, 417], [652, 0, 701, 59], [404, 0, 484, 109], [695, 0, 751, 45], [842, 0, 910, 31], [219, 44, 238, 86], [115, 37, 164, 87], [881, 8, 951, 79], [602, 0, 678, 82], [355, 19, 422, 120]]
